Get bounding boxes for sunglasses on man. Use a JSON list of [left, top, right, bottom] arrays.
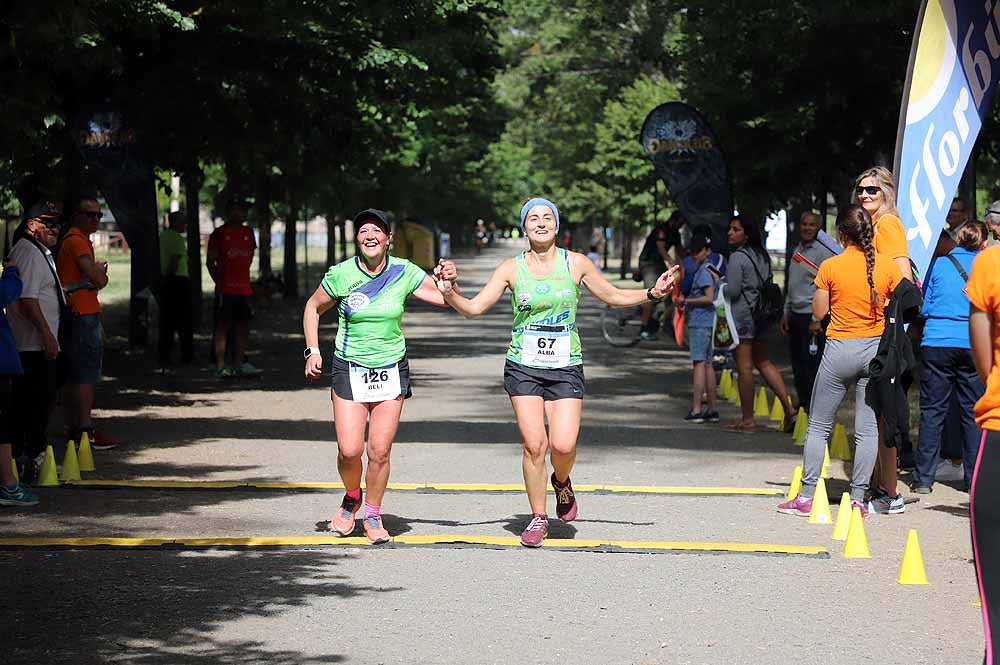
[[855, 185, 880, 196]]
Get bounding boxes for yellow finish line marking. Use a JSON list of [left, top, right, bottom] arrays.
[[0, 535, 826, 556], [62, 480, 783, 496]]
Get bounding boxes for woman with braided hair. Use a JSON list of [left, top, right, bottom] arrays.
[[778, 205, 903, 517]]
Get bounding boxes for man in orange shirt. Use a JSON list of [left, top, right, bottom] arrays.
[[967, 245, 1000, 664], [207, 196, 261, 378], [56, 196, 118, 450]]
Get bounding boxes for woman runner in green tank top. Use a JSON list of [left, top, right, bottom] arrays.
[[436, 197, 679, 547]]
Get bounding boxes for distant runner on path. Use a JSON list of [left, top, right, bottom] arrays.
[[435, 197, 679, 547], [302, 209, 453, 544]]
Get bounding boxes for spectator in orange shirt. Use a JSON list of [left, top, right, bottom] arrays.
[[966, 245, 1000, 664], [852, 166, 913, 505], [56, 196, 119, 450], [207, 196, 261, 378]]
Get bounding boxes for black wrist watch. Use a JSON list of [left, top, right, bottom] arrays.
[[303, 347, 321, 359], [646, 287, 661, 302]]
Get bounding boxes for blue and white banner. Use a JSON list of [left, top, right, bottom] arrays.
[[895, 0, 1000, 281]]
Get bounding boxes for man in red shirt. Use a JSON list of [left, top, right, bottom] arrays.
[[207, 196, 261, 378], [56, 197, 119, 449]]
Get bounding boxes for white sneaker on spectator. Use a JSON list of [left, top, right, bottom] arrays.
[[935, 459, 964, 482]]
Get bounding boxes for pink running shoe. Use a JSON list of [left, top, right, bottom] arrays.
[[330, 491, 362, 536], [363, 515, 390, 544], [520, 514, 549, 548], [776, 495, 812, 516], [551, 473, 578, 522]]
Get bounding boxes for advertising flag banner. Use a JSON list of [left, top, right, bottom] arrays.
[[640, 102, 733, 244], [894, 0, 1000, 281]]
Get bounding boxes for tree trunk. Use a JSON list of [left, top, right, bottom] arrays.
[[326, 213, 339, 266], [283, 195, 299, 299], [182, 167, 203, 330], [255, 176, 273, 277], [340, 218, 349, 262]]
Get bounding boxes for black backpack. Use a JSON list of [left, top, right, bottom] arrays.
[[738, 248, 784, 329]]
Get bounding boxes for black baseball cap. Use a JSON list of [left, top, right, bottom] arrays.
[[354, 208, 390, 232], [690, 232, 712, 252], [23, 200, 63, 225]]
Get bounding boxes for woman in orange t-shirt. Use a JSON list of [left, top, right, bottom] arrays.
[[852, 165, 913, 511], [967, 246, 1000, 664], [778, 205, 902, 518]]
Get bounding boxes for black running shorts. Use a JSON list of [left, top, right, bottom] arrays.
[[503, 359, 585, 400], [331, 356, 412, 402]]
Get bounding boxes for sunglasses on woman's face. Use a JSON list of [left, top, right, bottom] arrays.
[[855, 186, 880, 196]]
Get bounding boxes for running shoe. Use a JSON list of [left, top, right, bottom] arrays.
[[910, 484, 932, 495], [363, 515, 390, 544], [330, 491, 363, 536], [683, 410, 705, 423], [868, 492, 905, 515], [935, 459, 964, 482], [0, 483, 40, 507], [850, 500, 869, 518], [551, 473, 578, 522], [639, 330, 658, 341], [776, 495, 812, 516], [236, 361, 263, 377], [90, 430, 121, 451], [520, 513, 549, 548], [702, 410, 720, 423], [216, 367, 237, 379]]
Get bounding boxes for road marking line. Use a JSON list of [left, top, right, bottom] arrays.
[[0, 535, 826, 556], [61, 480, 783, 496]]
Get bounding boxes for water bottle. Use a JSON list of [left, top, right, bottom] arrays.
[[808, 334, 818, 356]]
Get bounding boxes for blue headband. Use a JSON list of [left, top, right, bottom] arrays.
[[519, 198, 559, 232]]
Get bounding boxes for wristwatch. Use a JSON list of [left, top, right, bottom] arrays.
[[303, 347, 321, 359], [646, 287, 662, 302]]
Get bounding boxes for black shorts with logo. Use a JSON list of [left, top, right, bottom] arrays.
[[503, 359, 585, 401], [331, 356, 412, 401]]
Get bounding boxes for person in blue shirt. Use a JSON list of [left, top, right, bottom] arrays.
[[676, 231, 719, 422], [0, 256, 38, 507], [913, 221, 989, 493]]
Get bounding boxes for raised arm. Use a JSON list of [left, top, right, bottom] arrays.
[[577, 253, 678, 306], [411, 273, 460, 307], [438, 258, 513, 318]]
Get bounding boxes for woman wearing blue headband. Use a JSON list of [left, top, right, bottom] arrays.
[[435, 197, 679, 547]]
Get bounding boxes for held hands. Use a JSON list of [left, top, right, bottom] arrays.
[[304, 354, 323, 380], [651, 265, 681, 300], [433, 259, 459, 295]]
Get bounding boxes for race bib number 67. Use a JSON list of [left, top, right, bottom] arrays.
[[522, 325, 570, 368]]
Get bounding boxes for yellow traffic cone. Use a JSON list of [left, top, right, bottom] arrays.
[[60, 440, 81, 482], [753, 387, 769, 417], [11, 457, 18, 484], [897, 529, 929, 585], [831, 424, 851, 460], [78, 431, 95, 472], [832, 492, 852, 541], [769, 396, 785, 423], [808, 478, 832, 524], [793, 408, 808, 445], [786, 465, 803, 501], [719, 370, 732, 398], [843, 507, 871, 558], [733, 388, 741, 406], [820, 444, 831, 478], [37, 445, 58, 486]]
